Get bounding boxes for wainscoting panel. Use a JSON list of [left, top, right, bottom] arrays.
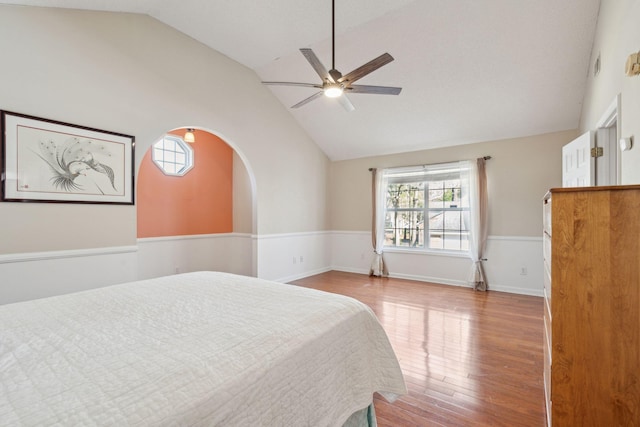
[[255, 231, 332, 283], [137, 233, 253, 280], [0, 232, 542, 305], [483, 236, 543, 296], [330, 231, 374, 274], [0, 247, 138, 305], [329, 232, 543, 296]]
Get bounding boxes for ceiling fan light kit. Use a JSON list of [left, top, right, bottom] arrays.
[[324, 83, 344, 98], [262, 0, 402, 111]]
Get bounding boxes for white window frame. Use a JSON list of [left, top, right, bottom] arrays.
[[152, 135, 194, 176], [383, 162, 471, 254]]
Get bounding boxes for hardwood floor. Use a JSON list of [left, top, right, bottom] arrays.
[[290, 271, 546, 427]]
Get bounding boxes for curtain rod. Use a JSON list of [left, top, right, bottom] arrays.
[[368, 156, 491, 171]]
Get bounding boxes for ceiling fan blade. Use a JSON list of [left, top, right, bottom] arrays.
[[291, 91, 324, 108], [338, 53, 394, 85], [337, 94, 355, 112], [262, 81, 322, 89], [300, 48, 333, 82], [347, 84, 402, 95]]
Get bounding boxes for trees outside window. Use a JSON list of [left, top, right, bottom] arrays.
[[383, 164, 469, 252]]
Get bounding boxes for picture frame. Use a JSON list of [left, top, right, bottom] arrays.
[[1, 111, 135, 204]]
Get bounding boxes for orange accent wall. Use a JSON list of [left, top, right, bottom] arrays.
[[137, 130, 233, 238]]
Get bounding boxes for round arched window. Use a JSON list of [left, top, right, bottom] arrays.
[[152, 135, 194, 176]]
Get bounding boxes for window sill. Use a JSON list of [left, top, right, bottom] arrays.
[[383, 247, 470, 258]]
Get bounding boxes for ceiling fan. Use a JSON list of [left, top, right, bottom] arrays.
[[262, 0, 402, 112]]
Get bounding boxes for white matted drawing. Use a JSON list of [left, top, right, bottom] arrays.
[[1, 111, 134, 204]]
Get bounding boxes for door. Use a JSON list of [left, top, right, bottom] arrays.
[[562, 131, 594, 187], [595, 126, 618, 186]]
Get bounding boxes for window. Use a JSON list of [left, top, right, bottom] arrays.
[[383, 162, 470, 251], [152, 135, 194, 176]]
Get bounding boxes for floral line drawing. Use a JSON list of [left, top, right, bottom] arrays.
[[2, 110, 134, 204], [32, 137, 117, 194]]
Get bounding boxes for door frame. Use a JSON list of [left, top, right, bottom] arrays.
[[595, 94, 622, 185]]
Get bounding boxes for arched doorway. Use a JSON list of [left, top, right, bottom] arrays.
[[136, 127, 256, 278]]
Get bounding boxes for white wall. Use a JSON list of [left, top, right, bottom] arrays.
[[579, 0, 640, 183], [0, 6, 329, 244], [0, 247, 137, 304], [328, 131, 575, 296], [3, 3, 627, 303], [330, 232, 543, 296], [0, 231, 331, 304], [0, 233, 255, 305], [137, 234, 254, 280], [0, 227, 545, 304], [0, 5, 330, 302], [255, 232, 332, 282]]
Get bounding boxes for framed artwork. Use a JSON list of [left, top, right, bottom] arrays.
[[1, 111, 135, 204]]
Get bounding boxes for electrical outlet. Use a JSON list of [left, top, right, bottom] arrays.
[[300, 256, 304, 263], [293, 256, 297, 264], [175, 267, 180, 274], [520, 267, 528, 276]]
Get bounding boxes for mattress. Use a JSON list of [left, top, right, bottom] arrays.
[[0, 271, 406, 426]]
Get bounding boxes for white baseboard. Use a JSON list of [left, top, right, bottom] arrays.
[[0, 230, 544, 305], [331, 265, 542, 296], [276, 267, 333, 284], [330, 231, 543, 297]]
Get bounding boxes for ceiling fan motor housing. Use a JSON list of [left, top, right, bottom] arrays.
[[329, 69, 343, 82]]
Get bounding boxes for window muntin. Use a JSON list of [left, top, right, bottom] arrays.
[[384, 164, 469, 252], [152, 135, 193, 176]]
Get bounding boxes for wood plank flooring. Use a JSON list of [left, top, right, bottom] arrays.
[[290, 271, 546, 427]]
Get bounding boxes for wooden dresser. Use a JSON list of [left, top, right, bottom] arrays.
[[543, 185, 640, 426]]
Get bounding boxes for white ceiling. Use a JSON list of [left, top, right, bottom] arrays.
[[0, 0, 601, 160]]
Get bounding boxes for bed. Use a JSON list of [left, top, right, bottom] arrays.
[[0, 271, 406, 426]]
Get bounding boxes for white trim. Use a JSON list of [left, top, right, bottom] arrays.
[[332, 267, 470, 289], [327, 231, 541, 241], [0, 245, 138, 264], [596, 95, 620, 128], [267, 231, 543, 243], [383, 247, 470, 258], [595, 93, 622, 185], [331, 266, 369, 275], [276, 267, 333, 284], [388, 272, 469, 288], [331, 267, 543, 297], [382, 235, 541, 256], [137, 232, 251, 244], [487, 235, 542, 242], [255, 231, 331, 240], [331, 230, 370, 236], [484, 283, 543, 297]]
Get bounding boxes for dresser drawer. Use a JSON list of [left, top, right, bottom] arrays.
[[543, 288, 552, 426], [543, 262, 551, 309], [543, 328, 551, 390], [543, 194, 552, 236], [544, 293, 552, 346], [543, 327, 552, 427], [543, 232, 551, 267]]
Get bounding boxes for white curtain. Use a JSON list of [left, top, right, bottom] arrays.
[[463, 158, 489, 291], [369, 168, 389, 277]]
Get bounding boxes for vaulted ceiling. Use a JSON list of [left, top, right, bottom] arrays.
[[0, 0, 601, 160]]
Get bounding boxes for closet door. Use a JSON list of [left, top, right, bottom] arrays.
[[561, 131, 594, 187]]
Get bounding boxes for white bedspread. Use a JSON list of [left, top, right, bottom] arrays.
[[0, 272, 406, 426]]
